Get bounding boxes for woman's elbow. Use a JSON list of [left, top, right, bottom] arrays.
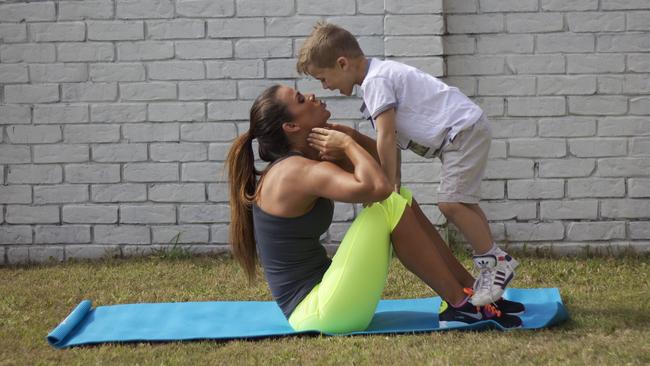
[[371, 176, 393, 201]]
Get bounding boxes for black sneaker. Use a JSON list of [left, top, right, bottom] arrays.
[[482, 303, 523, 329], [438, 300, 483, 329], [464, 287, 525, 316], [494, 298, 525, 316]]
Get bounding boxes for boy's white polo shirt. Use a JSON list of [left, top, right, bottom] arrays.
[[359, 58, 483, 157]]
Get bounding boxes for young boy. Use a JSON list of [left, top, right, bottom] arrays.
[[296, 22, 518, 306]]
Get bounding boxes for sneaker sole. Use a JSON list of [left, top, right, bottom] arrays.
[[439, 320, 476, 328]]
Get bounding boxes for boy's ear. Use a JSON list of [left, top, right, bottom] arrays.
[[336, 56, 349, 70]]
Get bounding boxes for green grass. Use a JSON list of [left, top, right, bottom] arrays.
[[1, 252, 649, 365]]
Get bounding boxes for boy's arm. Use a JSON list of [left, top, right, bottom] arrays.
[[374, 108, 399, 190]]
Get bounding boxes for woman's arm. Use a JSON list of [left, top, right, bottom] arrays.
[[303, 128, 392, 203]]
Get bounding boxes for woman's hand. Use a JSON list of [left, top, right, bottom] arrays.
[[308, 127, 353, 161]]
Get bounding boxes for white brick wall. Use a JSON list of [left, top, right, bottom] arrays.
[[0, 0, 647, 264]]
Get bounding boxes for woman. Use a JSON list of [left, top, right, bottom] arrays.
[[226, 85, 523, 333]]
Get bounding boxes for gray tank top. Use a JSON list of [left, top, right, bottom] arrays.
[[252, 154, 333, 318]]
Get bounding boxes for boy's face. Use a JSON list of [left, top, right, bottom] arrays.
[[308, 58, 357, 96]]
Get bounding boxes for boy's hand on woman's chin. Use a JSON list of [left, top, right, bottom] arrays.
[[325, 122, 356, 138]]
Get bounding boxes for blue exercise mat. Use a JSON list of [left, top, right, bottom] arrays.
[[47, 288, 568, 349]]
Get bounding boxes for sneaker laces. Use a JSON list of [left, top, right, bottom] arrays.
[[476, 266, 496, 294], [483, 303, 502, 318]]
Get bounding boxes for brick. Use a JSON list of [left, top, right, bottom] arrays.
[[177, 0, 234, 17], [32, 105, 86, 125], [599, 117, 650, 136], [297, 0, 354, 14], [477, 34, 534, 54], [148, 61, 204, 80], [597, 158, 650, 177], [601, 199, 650, 219], [482, 201, 537, 220], [598, 76, 624, 95], [5, 84, 59, 104], [506, 55, 565, 74], [210, 224, 230, 243], [385, 36, 444, 56], [386, 0, 442, 13], [392, 57, 445, 77], [358, 0, 384, 14], [598, 34, 650, 52], [539, 118, 596, 137], [149, 103, 205, 122], [57, 43, 114, 62], [66, 245, 120, 260], [508, 179, 564, 199], [92, 144, 148, 162], [179, 204, 229, 223], [30, 64, 88, 83], [62, 82, 117, 102], [0, 186, 31, 204], [537, 76, 597, 95], [569, 138, 627, 157], [7, 125, 61, 144], [235, 39, 291, 59], [485, 159, 534, 179], [505, 222, 564, 241], [0, 2, 55, 22], [182, 162, 225, 182], [448, 14, 504, 34], [206, 60, 264, 79], [88, 21, 144, 41], [208, 101, 251, 120], [630, 222, 650, 239], [0, 44, 55, 63], [509, 139, 566, 158], [538, 34, 594, 53], [541, 0, 597, 11], [90, 63, 145, 82], [91, 104, 146, 123], [629, 178, 650, 197], [63, 205, 118, 223], [9, 246, 64, 264], [386, 15, 444, 35], [541, 200, 598, 219], [0, 23, 27, 43], [179, 81, 236, 101], [147, 19, 205, 39], [0, 64, 28, 82], [236, 0, 292, 16], [65, 164, 121, 183], [0, 226, 32, 244], [567, 54, 625, 74], [116, 0, 174, 19], [567, 12, 625, 32], [441, 77, 477, 96], [481, 0, 537, 12], [538, 159, 596, 178], [210, 18, 265, 38], [322, 17, 383, 38], [0, 106, 31, 125], [489, 140, 507, 159], [567, 178, 625, 198], [0, 146, 30, 164], [29, 22, 85, 42], [507, 13, 563, 33], [92, 184, 147, 202], [176, 40, 233, 60], [123, 123, 179, 142], [447, 55, 505, 75], [628, 12, 650, 31], [238, 79, 293, 100], [443, 35, 475, 55], [480, 180, 505, 199], [151, 143, 207, 162], [602, 0, 650, 10], [6, 205, 59, 224], [443, 0, 478, 13], [34, 185, 89, 204], [65, 124, 119, 143], [59, 0, 114, 20], [508, 97, 565, 117], [631, 137, 650, 157], [207, 183, 229, 202], [124, 163, 179, 182], [478, 76, 535, 95], [152, 225, 210, 243], [7, 165, 62, 184], [623, 75, 650, 94], [266, 59, 300, 78], [120, 82, 176, 101], [149, 183, 205, 202], [630, 97, 650, 115], [568, 96, 628, 116], [94, 225, 150, 244], [118, 41, 174, 61], [34, 145, 89, 163], [472, 97, 503, 116], [121, 204, 176, 224]]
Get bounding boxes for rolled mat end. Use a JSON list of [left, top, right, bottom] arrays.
[[46, 300, 93, 348]]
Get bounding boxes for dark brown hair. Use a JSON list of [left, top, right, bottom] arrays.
[[225, 85, 293, 281]]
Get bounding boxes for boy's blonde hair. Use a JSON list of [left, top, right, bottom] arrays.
[[296, 21, 364, 75]]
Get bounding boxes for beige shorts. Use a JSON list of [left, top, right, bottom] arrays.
[[437, 114, 491, 204]]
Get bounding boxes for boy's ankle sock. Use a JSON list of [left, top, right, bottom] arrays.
[[474, 243, 506, 257]]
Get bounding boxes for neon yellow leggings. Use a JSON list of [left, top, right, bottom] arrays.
[[288, 188, 413, 334]]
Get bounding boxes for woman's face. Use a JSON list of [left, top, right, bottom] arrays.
[[276, 85, 331, 130]]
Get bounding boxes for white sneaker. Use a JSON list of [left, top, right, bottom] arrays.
[[471, 253, 518, 306]]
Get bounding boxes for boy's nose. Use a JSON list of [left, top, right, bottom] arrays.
[[320, 81, 328, 90]]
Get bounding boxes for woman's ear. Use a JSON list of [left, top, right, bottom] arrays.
[[282, 121, 300, 134]]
